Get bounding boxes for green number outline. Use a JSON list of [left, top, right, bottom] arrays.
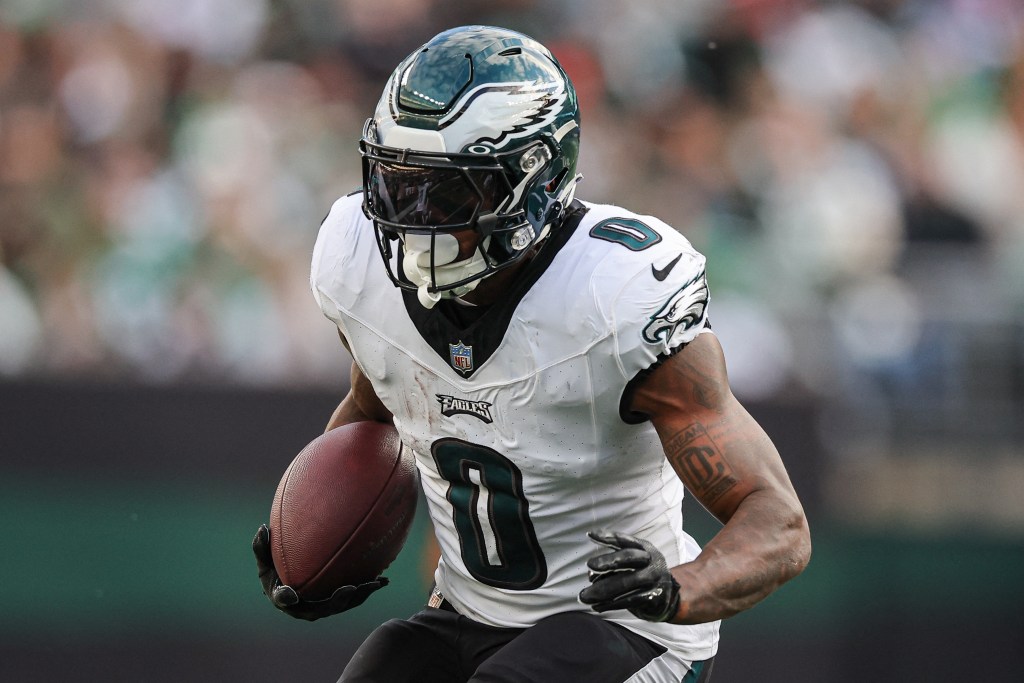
[[431, 438, 547, 590], [589, 217, 662, 251]]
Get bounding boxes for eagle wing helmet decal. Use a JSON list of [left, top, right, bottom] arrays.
[[438, 81, 565, 152]]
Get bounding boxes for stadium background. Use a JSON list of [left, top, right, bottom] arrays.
[[1, 0, 1023, 680]]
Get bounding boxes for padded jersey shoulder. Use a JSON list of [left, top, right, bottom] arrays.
[[310, 192, 380, 323], [567, 201, 711, 379]]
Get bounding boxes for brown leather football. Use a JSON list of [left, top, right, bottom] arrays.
[[269, 421, 417, 600]]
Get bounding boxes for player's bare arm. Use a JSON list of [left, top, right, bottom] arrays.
[[325, 331, 393, 430], [630, 331, 811, 625]]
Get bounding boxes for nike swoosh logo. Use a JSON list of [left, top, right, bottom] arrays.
[[651, 253, 683, 281]]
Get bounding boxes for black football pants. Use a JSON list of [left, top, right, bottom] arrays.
[[338, 602, 714, 682]]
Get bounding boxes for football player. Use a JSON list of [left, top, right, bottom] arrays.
[[253, 25, 810, 683]]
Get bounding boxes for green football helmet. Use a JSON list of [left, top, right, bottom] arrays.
[[360, 25, 581, 308]]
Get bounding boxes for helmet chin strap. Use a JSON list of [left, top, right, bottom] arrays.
[[402, 233, 488, 309]]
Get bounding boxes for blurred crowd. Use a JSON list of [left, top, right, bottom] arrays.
[[1, 0, 1023, 449]]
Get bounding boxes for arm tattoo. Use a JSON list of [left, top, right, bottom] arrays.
[[664, 422, 738, 506], [666, 353, 721, 412]]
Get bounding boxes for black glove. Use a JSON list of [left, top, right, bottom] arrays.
[[578, 530, 681, 623], [252, 524, 388, 621]]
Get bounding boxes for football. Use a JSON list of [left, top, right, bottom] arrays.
[[269, 420, 418, 600]]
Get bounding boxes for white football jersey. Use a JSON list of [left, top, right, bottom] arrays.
[[311, 193, 720, 665]]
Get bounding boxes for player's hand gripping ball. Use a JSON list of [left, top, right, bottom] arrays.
[[253, 524, 389, 621], [252, 421, 418, 621], [579, 530, 681, 623]]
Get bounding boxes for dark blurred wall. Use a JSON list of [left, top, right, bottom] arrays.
[[2, 379, 1022, 682]]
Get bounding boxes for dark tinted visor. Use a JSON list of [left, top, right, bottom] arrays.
[[367, 161, 509, 228]]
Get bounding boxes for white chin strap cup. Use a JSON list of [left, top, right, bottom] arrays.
[[401, 233, 489, 309], [404, 233, 460, 267]]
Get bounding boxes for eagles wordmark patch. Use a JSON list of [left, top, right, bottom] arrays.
[[436, 394, 494, 423]]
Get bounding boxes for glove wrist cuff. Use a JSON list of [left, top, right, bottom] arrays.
[[658, 577, 682, 622]]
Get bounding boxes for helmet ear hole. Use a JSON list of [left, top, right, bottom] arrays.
[[546, 168, 569, 193]]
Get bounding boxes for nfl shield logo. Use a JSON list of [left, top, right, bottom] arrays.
[[449, 341, 473, 374]]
